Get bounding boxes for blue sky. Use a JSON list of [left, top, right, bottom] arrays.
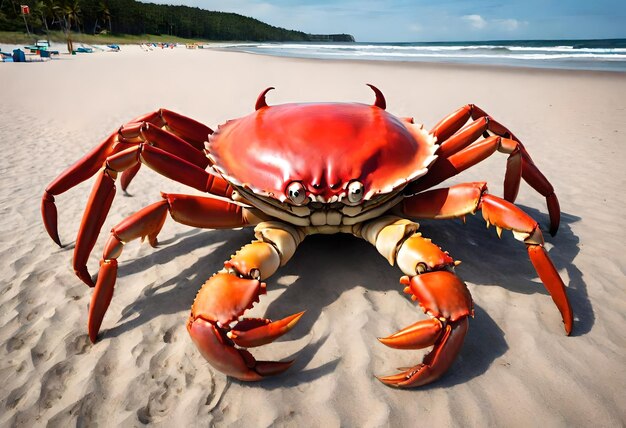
[[147, 0, 626, 42]]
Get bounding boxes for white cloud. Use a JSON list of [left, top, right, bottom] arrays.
[[494, 18, 527, 31], [137, 0, 624, 42], [462, 14, 527, 32], [462, 14, 487, 30]]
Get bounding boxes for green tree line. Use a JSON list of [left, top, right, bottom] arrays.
[[0, 0, 354, 42]]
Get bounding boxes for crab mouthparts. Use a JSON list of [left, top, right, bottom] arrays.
[[309, 208, 343, 227], [308, 193, 341, 204]]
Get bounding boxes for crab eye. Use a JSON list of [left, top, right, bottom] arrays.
[[287, 182, 307, 205], [347, 181, 365, 203]]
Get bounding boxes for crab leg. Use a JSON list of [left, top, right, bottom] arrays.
[[73, 169, 117, 285], [187, 221, 306, 381], [130, 108, 214, 150], [430, 104, 475, 143], [115, 111, 212, 191], [89, 193, 259, 342], [414, 135, 522, 200], [401, 182, 573, 335], [418, 104, 560, 235], [118, 122, 210, 169], [42, 132, 118, 246], [431, 104, 517, 144], [72, 144, 232, 287], [354, 216, 472, 387], [42, 109, 219, 247]]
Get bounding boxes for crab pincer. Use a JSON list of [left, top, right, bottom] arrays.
[[187, 272, 304, 380], [377, 271, 473, 388], [42, 86, 572, 388]]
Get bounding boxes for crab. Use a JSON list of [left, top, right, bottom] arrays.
[[41, 85, 573, 388]]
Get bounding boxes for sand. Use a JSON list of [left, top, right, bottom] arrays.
[[1, 44, 625, 427]]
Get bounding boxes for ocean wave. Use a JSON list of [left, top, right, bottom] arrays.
[[293, 51, 626, 61], [223, 41, 626, 71], [251, 43, 626, 54]]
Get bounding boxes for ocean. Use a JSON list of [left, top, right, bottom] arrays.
[[219, 39, 626, 72]]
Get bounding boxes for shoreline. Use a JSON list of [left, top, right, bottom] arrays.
[[210, 45, 626, 76], [1, 46, 625, 426], [210, 39, 626, 74], [4, 38, 626, 74]]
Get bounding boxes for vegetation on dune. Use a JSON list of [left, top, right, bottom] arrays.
[[0, 0, 354, 43], [0, 29, 220, 45]]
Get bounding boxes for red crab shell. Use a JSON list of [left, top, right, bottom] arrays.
[[206, 88, 438, 202]]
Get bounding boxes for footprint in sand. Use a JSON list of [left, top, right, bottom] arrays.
[[65, 333, 91, 356], [38, 361, 74, 409]]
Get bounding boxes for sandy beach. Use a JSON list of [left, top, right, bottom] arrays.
[[1, 45, 625, 426]]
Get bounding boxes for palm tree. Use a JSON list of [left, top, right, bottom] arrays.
[[102, 3, 113, 34], [34, 0, 51, 42], [58, 0, 81, 53], [93, 0, 111, 34], [64, 0, 81, 32], [99, 0, 111, 33], [46, 0, 63, 30]]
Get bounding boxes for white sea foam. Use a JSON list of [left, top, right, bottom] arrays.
[[223, 41, 626, 71], [251, 43, 626, 56]]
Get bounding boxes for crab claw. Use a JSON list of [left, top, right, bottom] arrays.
[[187, 272, 302, 381], [377, 271, 473, 388], [188, 318, 294, 381], [190, 272, 267, 325], [378, 318, 444, 350], [228, 312, 305, 348]]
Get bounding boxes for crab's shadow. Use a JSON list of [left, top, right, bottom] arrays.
[[104, 228, 253, 339], [101, 204, 586, 388]]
